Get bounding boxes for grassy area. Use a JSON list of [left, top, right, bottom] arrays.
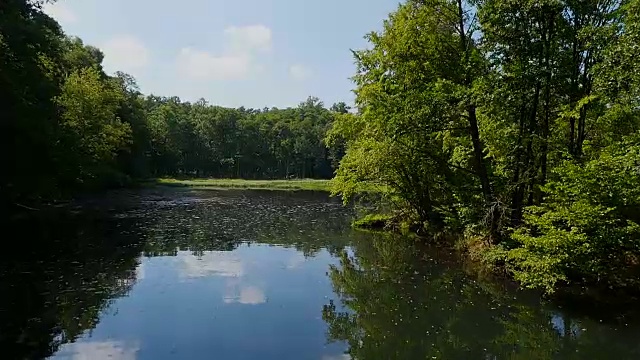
[[151, 178, 333, 192], [352, 213, 394, 230]]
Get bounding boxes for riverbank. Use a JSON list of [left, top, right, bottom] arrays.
[[351, 211, 640, 304], [148, 178, 333, 192]]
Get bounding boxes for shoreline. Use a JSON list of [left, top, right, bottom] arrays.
[[147, 178, 334, 192], [351, 213, 640, 307]]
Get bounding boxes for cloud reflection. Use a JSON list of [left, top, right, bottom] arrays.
[[286, 252, 307, 270], [322, 355, 351, 360], [180, 252, 243, 279], [135, 261, 145, 281], [224, 285, 267, 305], [55, 340, 139, 360], [179, 252, 266, 305]]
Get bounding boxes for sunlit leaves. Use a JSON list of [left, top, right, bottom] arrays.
[[55, 67, 132, 185], [505, 136, 640, 292]]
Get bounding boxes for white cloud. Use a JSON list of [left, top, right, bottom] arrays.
[[102, 35, 150, 74], [180, 252, 244, 279], [225, 25, 272, 53], [286, 253, 307, 270], [176, 25, 272, 81], [135, 261, 145, 281], [224, 286, 267, 305], [55, 341, 140, 360], [42, 2, 77, 24], [177, 48, 251, 81], [289, 64, 311, 81], [322, 355, 351, 360]]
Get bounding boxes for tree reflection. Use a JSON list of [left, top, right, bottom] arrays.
[[0, 212, 143, 359], [141, 190, 353, 257], [323, 234, 640, 359]]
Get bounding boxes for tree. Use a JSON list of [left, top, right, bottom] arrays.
[[55, 67, 132, 188], [331, 0, 497, 229], [494, 0, 640, 293], [112, 72, 151, 178], [329, 0, 640, 294], [1, 0, 65, 204], [330, 101, 351, 114]]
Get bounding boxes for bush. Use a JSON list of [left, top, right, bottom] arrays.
[[503, 138, 640, 293]]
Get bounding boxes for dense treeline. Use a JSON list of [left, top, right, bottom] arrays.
[[332, 0, 640, 293], [142, 95, 346, 180], [1, 0, 345, 207]]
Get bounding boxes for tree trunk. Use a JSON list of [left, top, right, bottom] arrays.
[[468, 107, 492, 200], [510, 98, 528, 225], [513, 82, 541, 223], [525, 81, 541, 203], [538, 14, 554, 203], [569, 14, 580, 156], [457, 0, 499, 240]]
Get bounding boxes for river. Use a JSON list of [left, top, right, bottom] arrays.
[[2, 189, 639, 359]]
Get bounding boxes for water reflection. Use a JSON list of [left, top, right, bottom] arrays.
[[178, 252, 244, 279], [54, 340, 140, 360], [3, 190, 355, 360], [224, 284, 267, 305], [139, 189, 352, 257], [323, 234, 640, 359], [0, 211, 143, 359], [4, 189, 640, 360]]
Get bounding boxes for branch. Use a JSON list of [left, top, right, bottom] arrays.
[[15, 203, 40, 211]]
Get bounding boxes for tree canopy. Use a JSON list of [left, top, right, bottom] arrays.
[[1, 0, 346, 207], [330, 0, 640, 293]]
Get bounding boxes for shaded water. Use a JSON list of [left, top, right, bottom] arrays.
[[2, 189, 640, 359]]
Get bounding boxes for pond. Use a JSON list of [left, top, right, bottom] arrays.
[[2, 189, 640, 360]]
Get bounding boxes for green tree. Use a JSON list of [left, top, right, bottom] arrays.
[[331, 0, 640, 294], [495, 0, 640, 293], [331, 0, 496, 229], [1, 0, 65, 204], [55, 67, 132, 188]]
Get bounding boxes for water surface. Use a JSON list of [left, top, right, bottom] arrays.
[[2, 189, 639, 359]]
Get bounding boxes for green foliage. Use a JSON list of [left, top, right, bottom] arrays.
[[143, 96, 341, 179], [55, 67, 132, 187], [1, 0, 65, 203], [352, 213, 393, 230], [504, 136, 640, 293], [331, 0, 640, 293], [330, 0, 487, 226], [487, 0, 640, 293], [1, 0, 344, 207]]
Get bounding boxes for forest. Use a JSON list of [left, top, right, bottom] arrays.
[[2, 0, 348, 206], [3, 0, 640, 295], [328, 0, 640, 294]]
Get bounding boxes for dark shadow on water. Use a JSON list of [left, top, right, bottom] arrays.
[[0, 210, 144, 359]]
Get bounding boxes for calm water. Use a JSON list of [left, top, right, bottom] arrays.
[[2, 189, 640, 360]]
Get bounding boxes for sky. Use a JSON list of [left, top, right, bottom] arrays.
[[43, 0, 400, 109]]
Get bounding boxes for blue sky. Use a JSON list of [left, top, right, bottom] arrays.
[[44, 0, 400, 108]]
